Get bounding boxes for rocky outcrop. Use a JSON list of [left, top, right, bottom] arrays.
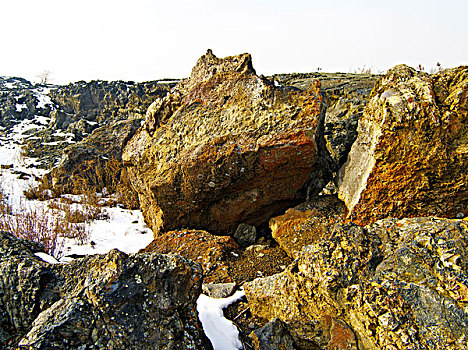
[[18, 79, 175, 172], [48, 80, 172, 123], [271, 72, 378, 170], [337, 65, 468, 225], [245, 217, 468, 349], [43, 116, 143, 193], [0, 77, 51, 130], [269, 195, 346, 259], [0, 232, 211, 349], [123, 50, 331, 236], [0, 233, 59, 348]]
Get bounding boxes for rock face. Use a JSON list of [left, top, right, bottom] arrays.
[[245, 217, 468, 349], [0, 232, 211, 349], [337, 65, 468, 225], [0, 233, 59, 347], [123, 50, 330, 235], [249, 318, 296, 350]]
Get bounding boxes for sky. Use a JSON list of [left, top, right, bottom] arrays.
[[1, 0, 467, 84]]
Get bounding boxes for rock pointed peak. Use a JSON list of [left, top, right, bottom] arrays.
[[180, 50, 256, 94]]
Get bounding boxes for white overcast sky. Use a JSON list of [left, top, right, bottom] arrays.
[[1, 0, 466, 84]]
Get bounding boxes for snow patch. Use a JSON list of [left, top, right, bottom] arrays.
[[35, 252, 59, 264], [197, 290, 245, 350]]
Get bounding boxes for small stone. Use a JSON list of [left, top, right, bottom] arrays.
[[234, 223, 257, 248], [202, 283, 237, 298]]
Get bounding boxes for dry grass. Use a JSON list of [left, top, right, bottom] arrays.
[[24, 156, 140, 210], [1, 183, 90, 258], [0, 205, 90, 259]]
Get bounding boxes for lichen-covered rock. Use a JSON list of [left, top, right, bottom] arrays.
[[43, 116, 143, 193], [269, 195, 346, 259], [142, 229, 239, 283], [0, 233, 59, 348], [245, 217, 468, 349], [337, 65, 468, 225], [19, 249, 211, 349], [0, 232, 211, 349], [271, 72, 377, 170], [123, 50, 329, 236]]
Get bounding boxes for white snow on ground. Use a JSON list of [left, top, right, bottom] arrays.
[[35, 252, 59, 264], [61, 207, 153, 257], [33, 87, 52, 108], [0, 85, 245, 349], [16, 103, 27, 111], [197, 290, 246, 350]]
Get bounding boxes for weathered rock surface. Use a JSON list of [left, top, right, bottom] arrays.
[[338, 65, 468, 225], [249, 318, 297, 350], [271, 72, 378, 170], [245, 217, 468, 349], [123, 50, 330, 235], [0, 233, 59, 348], [269, 195, 346, 259], [234, 223, 257, 247], [202, 282, 237, 298], [43, 116, 143, 193], [143, 229, 239, 283], [0, 232, 211, 349]]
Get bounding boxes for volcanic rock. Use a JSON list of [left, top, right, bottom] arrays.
[[244, 217, 468, 349], [337, 65, 468, 225], [0, 233, 59, 347], [123, 50, 330, 235], [44, 115, 143, 193], [202, 282, 237, 298], [0, 232, 211, 349]]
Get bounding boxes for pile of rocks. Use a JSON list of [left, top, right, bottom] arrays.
[[2, 51, 467, 349]]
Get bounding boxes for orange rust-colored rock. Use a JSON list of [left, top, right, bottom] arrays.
[[142, 229, 239, 282], [123, 50, 329, 235], [270, 195, 346, 259], [337, 65, 468, 225]]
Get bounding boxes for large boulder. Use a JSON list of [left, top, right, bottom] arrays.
[[123, 50, 331, 236], [337, 65, 468, 225], [244, 217, 468, 349], [0, 232, 211, 349]]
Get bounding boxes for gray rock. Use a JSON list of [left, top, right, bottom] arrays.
[[234, 223, 257, 247], [249, 318, 296, 350], [0, 232, 212, 349], [202, 283, 237, 298]]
